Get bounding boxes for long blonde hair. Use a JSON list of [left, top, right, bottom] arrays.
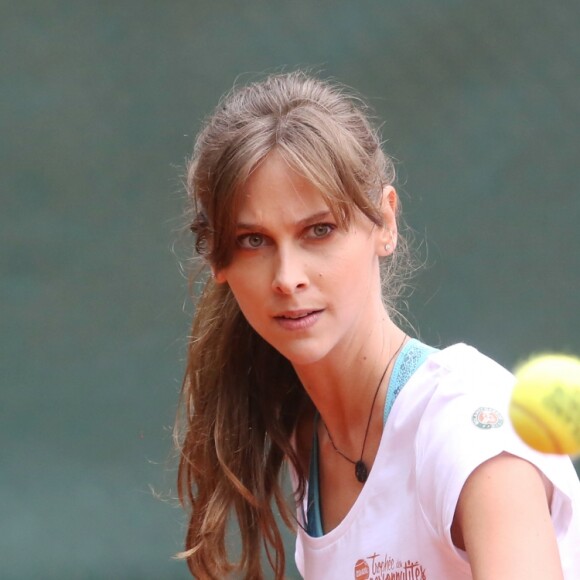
[[175, 71, 410, 579]]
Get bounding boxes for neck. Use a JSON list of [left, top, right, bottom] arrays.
[[294, 317, 407, 454]]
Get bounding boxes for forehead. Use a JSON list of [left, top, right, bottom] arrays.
[[235, 151, 332, 226]]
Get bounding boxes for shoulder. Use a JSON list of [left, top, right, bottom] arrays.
[[408, 342, 515, 422], [428, 342, 513, 383], [390, 343, 514, 437], [411, 344, 535, 473]]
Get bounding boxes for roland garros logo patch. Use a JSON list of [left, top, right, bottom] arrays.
[[472, 407, 504, 429]]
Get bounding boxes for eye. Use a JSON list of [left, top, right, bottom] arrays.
[[237, 233, 266, 249], [308, 223, 335, 239]]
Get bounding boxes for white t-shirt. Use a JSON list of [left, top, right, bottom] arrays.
[[294, 344, 580, 579]]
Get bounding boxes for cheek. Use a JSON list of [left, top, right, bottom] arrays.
[[323, 252, 378, 303], [226, 282, 263, 330], [319, 266, 368, 307], [225, 266, 268, 310], [320, 245, 375, 284]]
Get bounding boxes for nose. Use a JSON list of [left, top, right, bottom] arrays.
[[272, 247, 309, 295]]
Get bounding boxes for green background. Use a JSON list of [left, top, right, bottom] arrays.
[[2, 1, 579, 578]]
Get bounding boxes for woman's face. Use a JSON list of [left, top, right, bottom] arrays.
[[215, 151, 395, 368]]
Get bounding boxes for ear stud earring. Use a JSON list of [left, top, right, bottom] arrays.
[[385, 243, 392, 252]]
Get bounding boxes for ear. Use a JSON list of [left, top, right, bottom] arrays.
[[211, 265, 227, 284], [377, 186, 398, 256]]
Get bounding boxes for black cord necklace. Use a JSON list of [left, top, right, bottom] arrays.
[[322, 335, 407, 483]]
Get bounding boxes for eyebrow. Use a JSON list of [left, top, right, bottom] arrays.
[[236, 210, 333, 231]]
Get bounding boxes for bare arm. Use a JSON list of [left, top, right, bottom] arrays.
[[451, 452, 563, 580]]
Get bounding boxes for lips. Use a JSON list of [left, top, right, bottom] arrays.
[[275, 309, 322, 319], [273, 309, 323, 330]]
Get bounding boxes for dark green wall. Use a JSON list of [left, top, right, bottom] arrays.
[[2, 1, 579, 578]]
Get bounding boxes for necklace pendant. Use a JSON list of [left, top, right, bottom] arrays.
[[355, 460, 368, 483]]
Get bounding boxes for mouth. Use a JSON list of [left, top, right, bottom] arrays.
[[274, 309, 323, 320], [273, 309, 324, 330]]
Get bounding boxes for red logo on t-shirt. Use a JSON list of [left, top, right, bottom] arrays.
[[353, 553, 427, 579], [354, 558, 370, 579]]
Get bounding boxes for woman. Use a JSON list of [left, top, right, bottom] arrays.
[[174, 71, 580, 579]]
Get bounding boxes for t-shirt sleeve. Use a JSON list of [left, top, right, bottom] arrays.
[[415, 346, 580, 557]]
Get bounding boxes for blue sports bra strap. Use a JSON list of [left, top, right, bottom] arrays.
[[384, 339, 439, 425]]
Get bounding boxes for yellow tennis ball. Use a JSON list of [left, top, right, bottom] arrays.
[[509, 354, 580, 455]]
